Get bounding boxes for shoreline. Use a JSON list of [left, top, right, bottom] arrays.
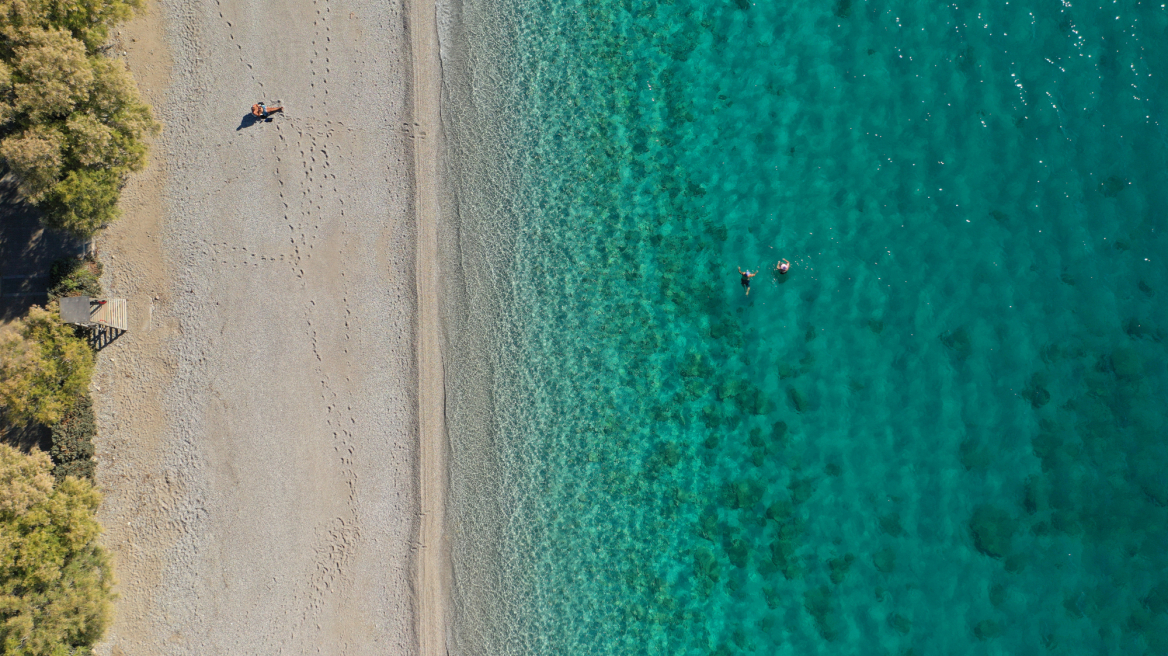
[[408, 0, 451, 648], [92, 0, 426, 651]]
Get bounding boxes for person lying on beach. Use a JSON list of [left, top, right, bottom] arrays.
[[775, 259, 790, 274], [252, 102, 284, 119], [738, 267, 757, 295]]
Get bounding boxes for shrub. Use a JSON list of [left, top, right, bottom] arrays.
[[0, 444, 114, 655], [47, 255, 103, 300], [0, 305, 94, 427], [49, 393, 96, 481]]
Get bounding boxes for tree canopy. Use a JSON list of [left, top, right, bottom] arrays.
[[0, 0, 144, 53], [0, 445, 114, 655], [0, 306, 94, 427], [0, 0, 157, 237]]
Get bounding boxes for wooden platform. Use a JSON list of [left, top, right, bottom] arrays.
[[60, 296, 129, 331], [91, 299, 128, 331]]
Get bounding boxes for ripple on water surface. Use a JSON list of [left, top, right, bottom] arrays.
[[441, 0, 1168, 653]]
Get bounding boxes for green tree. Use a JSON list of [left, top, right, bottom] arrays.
[[0, 5, 158, 237], [10, 27, 93, 121], [0, 0, 143, 52], [0, 306, 93, 427], [62, 112, 116, 168], [0, 60, 17, 124], [0, 444, 114, 655], [39, 167, 121, 235], [0, 445, 54, 516], [0, 124, 64, 201], [80, 57, 157, 167]]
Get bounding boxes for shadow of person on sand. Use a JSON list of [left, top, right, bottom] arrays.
[[237, 113, 279, 130], [237, 113, 261, 130]]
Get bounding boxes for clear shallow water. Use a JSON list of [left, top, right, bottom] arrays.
[[439, 0, 1168, 653]]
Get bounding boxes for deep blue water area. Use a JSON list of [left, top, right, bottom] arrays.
[[440, 0, 1168, 653]]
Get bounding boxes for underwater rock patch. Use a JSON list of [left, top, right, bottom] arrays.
[[694, 547, 720, 584], [701, 404, 723, 429], [726, 537, 750, 568], [939, 327, 973, 359], [1051, 510, 1083, 535], [879, 513, 903, 537], [680, 351, 714, 378], [1110, 347, 1142, 379], [770, 536, 801, 579], [888, 612, 911, 635], [959, 438, 993, 470], [742, 389, 769, 415], [789, 476, 818, 504], [766, 498, 794, 522], [762, 586, 782, 609], [1023, 475, 1051, 514], [1099, 175, 1126, 197], [787, 385, 809, 413], [716, 380, 746, 401], [1143, 581, 1168, 614], [973, 619, 1002, 640], [696, 507, 719, 541], [1123, 317, 1161, 341], [771, 420, 789, 446], [1022, 373, 1051, 408], [777, 362, 800, 379], [970, 505, 1017, 558], [828, 553, 855, 584], [803, 585, 839, 641], [722, 479, 765, 510]]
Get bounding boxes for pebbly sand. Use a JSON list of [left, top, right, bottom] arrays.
[[91, 0, 447, 651]]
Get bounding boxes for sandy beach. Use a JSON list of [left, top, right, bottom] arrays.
[[90, 0, 445, 650]]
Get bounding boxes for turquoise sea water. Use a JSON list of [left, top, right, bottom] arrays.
[[439, 0, 1168, 653]]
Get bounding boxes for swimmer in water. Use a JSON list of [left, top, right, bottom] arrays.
[[775, 259, 790, 274], [738, 266, 757, 295]]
